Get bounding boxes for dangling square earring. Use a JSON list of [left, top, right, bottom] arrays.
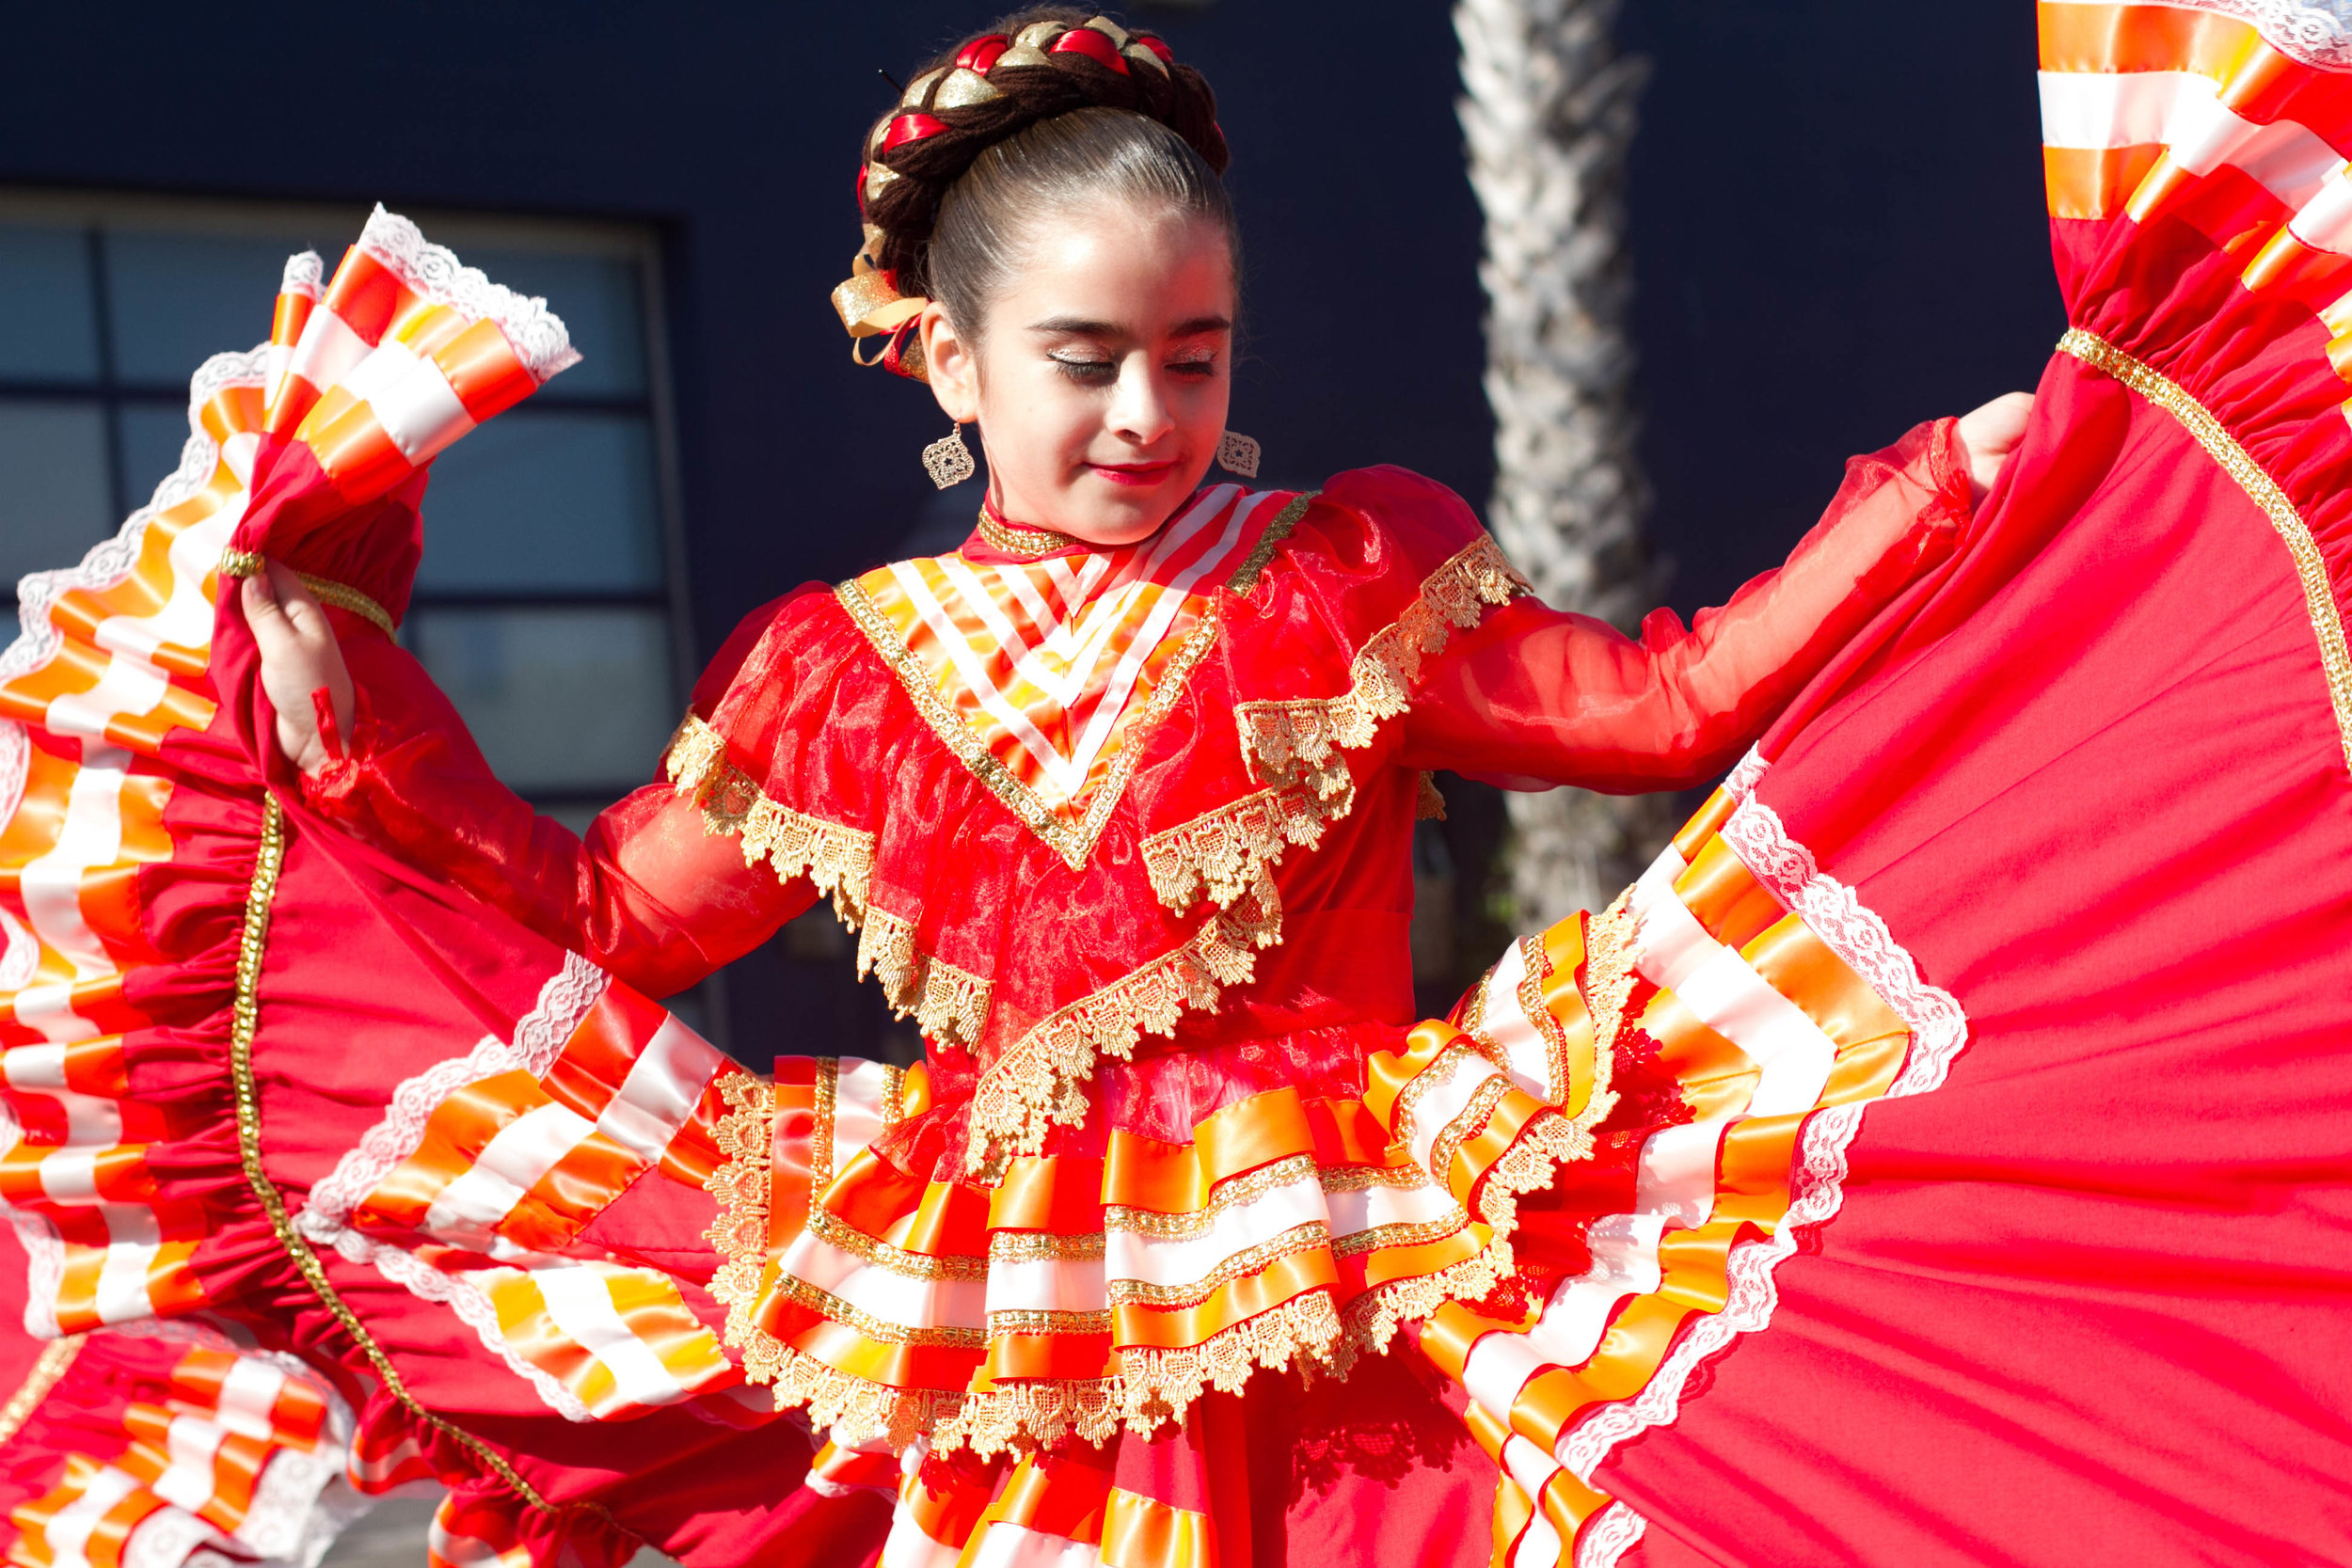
[[923, 423, 977, 489], [1217, 429, 1262, 479]]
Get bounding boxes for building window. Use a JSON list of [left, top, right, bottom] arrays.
[[0, 193, 690, 836]]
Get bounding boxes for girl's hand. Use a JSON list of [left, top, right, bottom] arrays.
[[1956, 391, 2036, 502], [242, 562, 354, 776]]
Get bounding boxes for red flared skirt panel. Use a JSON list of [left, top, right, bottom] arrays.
[[1578, 8, 2352, 1562]]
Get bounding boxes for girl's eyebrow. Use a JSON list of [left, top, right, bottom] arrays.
[[1025, 315, 1232, 337]]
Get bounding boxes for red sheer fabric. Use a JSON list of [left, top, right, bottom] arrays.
[[302, 433, 1967, 1112], [305, 594, 822, 1001], [1400, 420, 1969, 791]]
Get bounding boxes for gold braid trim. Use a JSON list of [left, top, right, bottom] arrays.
[[0, 1335, 82, 1446], [215, 550, 396, 637], [962, 892, 1270, 1178], [2058, 328, 2352, 777], [975, 508, 1079, 557], [232, 800, 597, 1523]]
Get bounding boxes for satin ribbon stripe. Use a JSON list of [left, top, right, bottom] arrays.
[[296, 965, 746, 1422], [1416, 767, 1959, 1563], [5, 1343, 345, 1568], [426, 1493, 536, 1568], [847, 485, 1266, 832], [483, 1260, 736, 1420], [2039, 0, 2352, 424], [266, 209, 575, 504]]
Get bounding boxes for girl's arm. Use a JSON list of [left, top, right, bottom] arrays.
[[246, 570, 815, 999], [1396, 408, 2008, 793]]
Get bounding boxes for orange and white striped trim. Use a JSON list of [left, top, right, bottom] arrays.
[[1411, 752, 1965, 1566], [2039, 2, 2352, 421], [6, 1342, 351, 1568], [846, 486, 1267, 834], [294, 957, 739, 1422]]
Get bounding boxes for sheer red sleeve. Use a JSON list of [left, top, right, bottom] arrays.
[[1397, 418, 1973, 793], [298, 590, 825, 1000]]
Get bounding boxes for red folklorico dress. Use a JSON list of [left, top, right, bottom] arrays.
[[7, 6, 2352, 1563]]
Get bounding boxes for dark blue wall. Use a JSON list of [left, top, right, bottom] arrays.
[[1, 2, 2055, 1055], [1621, 1, 2062, 617]]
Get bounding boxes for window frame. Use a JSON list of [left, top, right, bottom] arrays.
[[0, 188, 697, 817]]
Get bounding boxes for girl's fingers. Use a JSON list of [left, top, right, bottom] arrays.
[[264, 560, 331, 642], [241, 572, 296, 651]]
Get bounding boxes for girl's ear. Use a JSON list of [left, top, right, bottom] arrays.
[[921, 303, 981, 424]]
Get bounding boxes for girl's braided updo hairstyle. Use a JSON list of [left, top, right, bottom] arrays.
[[835, 9, 1236, 378]]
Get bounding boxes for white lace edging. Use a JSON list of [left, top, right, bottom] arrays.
[[309, 1223, 592, 1424], [355, 206, 581, 383], [2, 346, 265, 686], [1565, 756, 1971, 1565], [11, 1210, 62, 1340], [279, 250, 324, 301], [119, 1506, 230, 1568], [1721, 743, 1771, 804], [2169, 0, 2352, 68], [297, 954, 608, 1232], [288, 955, 610, 1426], [1574, 1503, 1645, 1568]]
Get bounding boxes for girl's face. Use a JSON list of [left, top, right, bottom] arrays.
[[921, 201, 1236, 548]]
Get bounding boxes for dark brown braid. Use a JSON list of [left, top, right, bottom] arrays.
[[856, 9, 1228, 301]]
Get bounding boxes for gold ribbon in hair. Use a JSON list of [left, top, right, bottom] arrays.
[[834, 226, 928, 353]]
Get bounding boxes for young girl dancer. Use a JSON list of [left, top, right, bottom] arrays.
[[27, 4, 2342, 1565]]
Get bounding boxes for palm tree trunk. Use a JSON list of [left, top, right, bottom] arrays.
[[1454, 0, 1676, 930]]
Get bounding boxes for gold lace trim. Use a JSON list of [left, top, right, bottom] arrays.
[[1137, 539, 1520, 920], [855, 909, 993, 1052], [1416, 771, 1449, 820], [666, 717, 877, 927], [962, 893, 1271, 1178], [215, 550, 397, 637], [835, 492, 1321, 875], [1138, 784, 1328, 913], [1389, 1039, 1489, 1163], [2058, 328, 2352, 775], [1428, 1072, 1516, 1191], [666, 720, 993, 1051], [702, 1070, 776, 1349], [1235, 533, 1528, 816], [1474, 1111, 1602, 1240], [1466, 893, 1635, 1237], [714, 1187, 1523, 1457], [0, 1335, 81, 1446], [1509, 934, 1566, 1105]]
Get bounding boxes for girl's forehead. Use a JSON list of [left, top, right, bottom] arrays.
[[1001, 211, 1236, 318]]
